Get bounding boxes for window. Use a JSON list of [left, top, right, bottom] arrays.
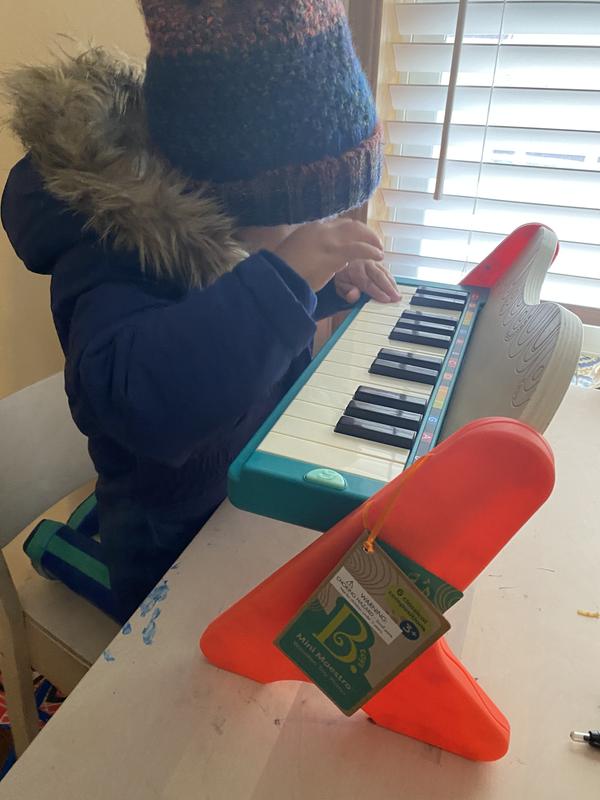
[[362, 0, 600, 309]]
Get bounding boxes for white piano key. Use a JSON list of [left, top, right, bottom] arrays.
[[324, 348, 439, 394], [297, 384, 354, 409], [391, 285, 417, 300], [354, 308, 408, 327], [258, 432, 406, 483], [360, 309, 463, 329], [344, 328, 406, 350], [350, 318, 397, 337], [361, 295, 462, 319], [285, 399, 341, 427], [360, 302, 411, 321], [331, 338, 444, 366], [396, 284, 419, 294], [343, 327, 447, 357], [273, 415, 410, 465], [310, 371, 390, 398], [317, 360, 432, 396], [349, 315, 455, 348], [356, 285, 416, 306], [349, 317, 449, 350], [330, 338, 388, 360], [404, 302, 463, 321], [326, 349, 378, 370]]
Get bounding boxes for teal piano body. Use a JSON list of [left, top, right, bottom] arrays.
[[229, 278, 488, 531]]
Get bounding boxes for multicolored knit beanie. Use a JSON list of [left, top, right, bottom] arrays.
[[140, 0, 382, 226]]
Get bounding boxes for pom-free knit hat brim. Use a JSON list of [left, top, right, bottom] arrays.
[[204, 124, 383, 226], [142, 0, 383, 225]]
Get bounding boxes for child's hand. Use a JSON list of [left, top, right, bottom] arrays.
[[334, 260, 402, 304], [275, 219, 384, 292]]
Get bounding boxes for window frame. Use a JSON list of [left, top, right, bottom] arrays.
[[345, 0, 600, 324]]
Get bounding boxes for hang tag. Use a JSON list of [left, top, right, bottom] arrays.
[[275, 531, 453, 716]]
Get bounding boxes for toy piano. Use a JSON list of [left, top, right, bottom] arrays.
[[229, 224, 582, 530]]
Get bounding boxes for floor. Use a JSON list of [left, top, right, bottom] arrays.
[[0, 351, 597, 777]]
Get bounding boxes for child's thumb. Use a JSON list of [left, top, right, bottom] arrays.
[[344, 287, 361, 303]]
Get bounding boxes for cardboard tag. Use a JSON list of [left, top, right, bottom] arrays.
[[275, 531, 453, 715], [376, 540, 463, 613]]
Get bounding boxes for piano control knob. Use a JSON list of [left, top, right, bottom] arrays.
[[304, 468, 347, 491]]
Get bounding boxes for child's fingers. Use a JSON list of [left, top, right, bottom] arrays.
[[343, 219, 384, 252], [366, 262, 402, 301], [343, 286, 361, 303], [362, 280, 392, 303], [339, 242, 384, 266], [331, 218, 383, 253], [336, 261, 398, 304], [342, 263, 391, 303]]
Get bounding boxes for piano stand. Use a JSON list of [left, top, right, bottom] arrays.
[[200, 417, 555, 761]]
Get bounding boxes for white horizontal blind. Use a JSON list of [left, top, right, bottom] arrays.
[[369, 0, 600, 306]]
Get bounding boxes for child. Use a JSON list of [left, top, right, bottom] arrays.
[[1, 0, 400, 622]]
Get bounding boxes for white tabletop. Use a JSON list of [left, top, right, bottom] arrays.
[[2, 386, 600, 799]]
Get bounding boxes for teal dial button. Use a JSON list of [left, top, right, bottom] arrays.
[[304, 468, 347, 491]]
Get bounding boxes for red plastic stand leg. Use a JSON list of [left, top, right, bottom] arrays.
[[200, 418, 554, 760], [459, 223, 559, 289]]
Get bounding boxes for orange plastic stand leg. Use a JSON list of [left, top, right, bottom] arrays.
[[201, 418, 555, 760]]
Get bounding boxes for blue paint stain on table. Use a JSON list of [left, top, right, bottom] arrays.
[[142, 607, 161, 646], [121, 622, 132, 636], [103, 649, 116, 662], [140, 580, 169, 618], [134, 579, 171, 645]]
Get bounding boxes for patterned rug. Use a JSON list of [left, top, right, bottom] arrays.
[[0, 674, 65, 779], [573, 352, 600, 388]]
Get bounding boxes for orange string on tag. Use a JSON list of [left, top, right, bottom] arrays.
[[361, 454, 432, 554]]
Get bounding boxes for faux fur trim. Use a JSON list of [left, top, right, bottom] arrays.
[[2, 48, 246, 288]]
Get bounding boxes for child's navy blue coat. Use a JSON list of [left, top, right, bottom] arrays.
[[1, 54, 350, 619]]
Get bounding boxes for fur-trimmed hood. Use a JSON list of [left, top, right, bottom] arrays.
[[2, 48, 246, 288]]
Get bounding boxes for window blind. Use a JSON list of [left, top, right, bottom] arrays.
[[368, 0, 600, 307]]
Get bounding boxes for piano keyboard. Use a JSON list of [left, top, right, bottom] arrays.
[[229, 279, 487, 531]]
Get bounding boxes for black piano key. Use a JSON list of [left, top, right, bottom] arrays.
[[354, 386, 428, 414], [345, 399, 423, 431], [377, 348, 443, 371], [335, 415, 416, 450], [416, 286, 468, 300], [401, 310, 458, 329], [389, 326, 452, 348], [370, 358, 439, 386], [411, 293, 466, 312], [396, 316, 456, 336]]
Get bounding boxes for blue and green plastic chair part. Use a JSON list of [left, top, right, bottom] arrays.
[[23, 494, 116, 618]]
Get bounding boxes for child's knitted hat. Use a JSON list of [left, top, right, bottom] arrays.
[[140, 0, 382, 226]]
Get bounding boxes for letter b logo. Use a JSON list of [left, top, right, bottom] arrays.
[[314, 600, 373, 668]]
